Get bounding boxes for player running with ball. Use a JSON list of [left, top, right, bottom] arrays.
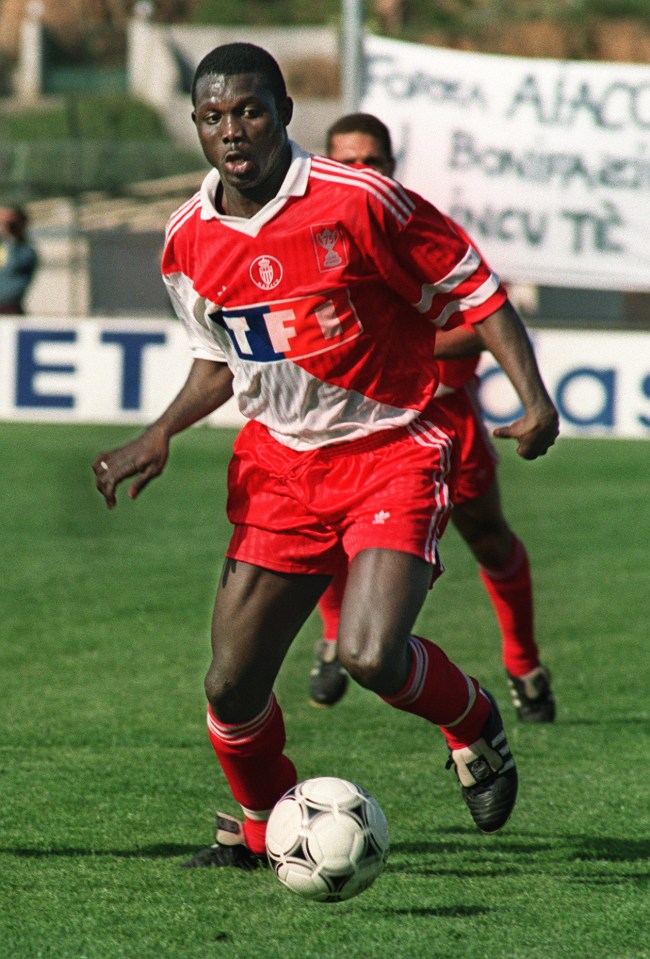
[[93, 43, 559, 869]]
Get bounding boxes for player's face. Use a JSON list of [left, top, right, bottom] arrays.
[[328, 132, 395, 177], [193, 72, 293, 212]]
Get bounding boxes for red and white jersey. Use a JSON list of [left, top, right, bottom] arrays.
[[435, 217, 484, 393], [436, 355, 481, 391], [162, 143, 507, 450]]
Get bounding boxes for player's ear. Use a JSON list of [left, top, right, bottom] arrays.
[[191, 109, 197, 127], [280, 96, 293, 128]]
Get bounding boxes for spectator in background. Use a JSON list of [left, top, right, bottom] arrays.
[[0, 205, 38, 315]]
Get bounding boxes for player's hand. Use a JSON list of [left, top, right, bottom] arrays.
[[92, 426, 170, 509], [492, 405, 560, 460]]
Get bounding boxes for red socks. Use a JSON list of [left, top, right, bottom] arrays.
[[317, 567, 347, 641], [382, 635, 490, 751], [208, 636, 494, 850], [320, 539, 538, 677], [207, 695, 296, 855], [479, 537, 539, 676], [320, 539, 539, 678]]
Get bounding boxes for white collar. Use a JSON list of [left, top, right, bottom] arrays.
[[199, 141, 311, 235]]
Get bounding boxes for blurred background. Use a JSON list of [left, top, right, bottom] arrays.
[[0, 0, 648, 321], [0, 0, 648, 434]]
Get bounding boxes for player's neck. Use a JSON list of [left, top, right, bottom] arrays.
[[217, 149, 291, 219]]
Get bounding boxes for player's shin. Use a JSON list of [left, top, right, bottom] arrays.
[[206, 694, 297, 854], [381, 636, 518, 833], [380, 635, 489, 750], [479, 536, 538, 675]]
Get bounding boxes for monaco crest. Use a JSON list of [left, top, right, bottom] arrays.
[[250, 255, 283, 291]]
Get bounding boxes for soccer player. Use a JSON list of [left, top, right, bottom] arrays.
[[93, 43, 559, 869], [309, 114, 555, 724]]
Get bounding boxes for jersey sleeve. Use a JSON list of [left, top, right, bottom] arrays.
[[358, 179, 508, 329], [161, 219, 227, 364], [442, 215, 510, 332]]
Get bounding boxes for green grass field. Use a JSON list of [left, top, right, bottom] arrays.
[[1, 423, 648, 959]]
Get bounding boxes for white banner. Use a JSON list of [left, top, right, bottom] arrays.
[[1, 318, 649, 438], [362, 35, 650, 291]]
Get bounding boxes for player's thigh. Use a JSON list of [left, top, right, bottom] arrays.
[[337, 548, 433, 675], [208, 559, 330, 715]]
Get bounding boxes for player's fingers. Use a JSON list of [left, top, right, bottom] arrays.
[[127, 463, 161, 500], [93, 456, 118, 508], [492, 425, 516, 440], [94, 453, 144, 506], [517, 443, 536, 460], [492, 423, 536, 458], [519, 438, 553, 460]]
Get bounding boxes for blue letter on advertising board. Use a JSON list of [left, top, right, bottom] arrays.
[[478, 365, 525, 424], [16, 330, 76, 408], [100, 331, 166, 410], [556, 367, 615, 427], [639, 373, 650, 428]]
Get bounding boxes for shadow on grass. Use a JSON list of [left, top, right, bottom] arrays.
[[3, 843, 194, 860], [558, 717, 649, 726], [5, 835, 648, 883], [571, 836, 650, 862], [366, 905, 492, 918], [566, 873, 649, 886], [430, 828, 650, 862], [386, 831, 650, 878]]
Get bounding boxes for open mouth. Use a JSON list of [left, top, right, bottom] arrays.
[[224, 151, 254, 177]]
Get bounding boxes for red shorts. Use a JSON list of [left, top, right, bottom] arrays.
[[225, 408, 457, 576], [436, 378, 498, 504]]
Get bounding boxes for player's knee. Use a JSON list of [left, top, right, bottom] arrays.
[[203, 663, 240, 713], [204, 658, 275, 723], [464, 522, 514, 567], [339, 640, 399, 694]]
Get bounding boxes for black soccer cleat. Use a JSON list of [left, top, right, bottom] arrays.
[[180, 842, 264, 870], [309, 640, 349, 707], [507, 665, 556, 723], [180, 812, 267, 870], [446, 688, 519, 834]]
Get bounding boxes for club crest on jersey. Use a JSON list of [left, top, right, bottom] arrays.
[[311, 224, 349, 273], [208, 288, 363, 363], [250, 255, 283, 291]]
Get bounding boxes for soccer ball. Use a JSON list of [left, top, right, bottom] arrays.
[[265, 776, 389, 903]]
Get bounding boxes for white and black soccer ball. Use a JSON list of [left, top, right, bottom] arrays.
[[265, 776, 389, 903]]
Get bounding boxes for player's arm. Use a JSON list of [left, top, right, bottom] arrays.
[[93, 359, 234, 509], [472, 300, 559, 460], [434, 325, 483, 360]]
